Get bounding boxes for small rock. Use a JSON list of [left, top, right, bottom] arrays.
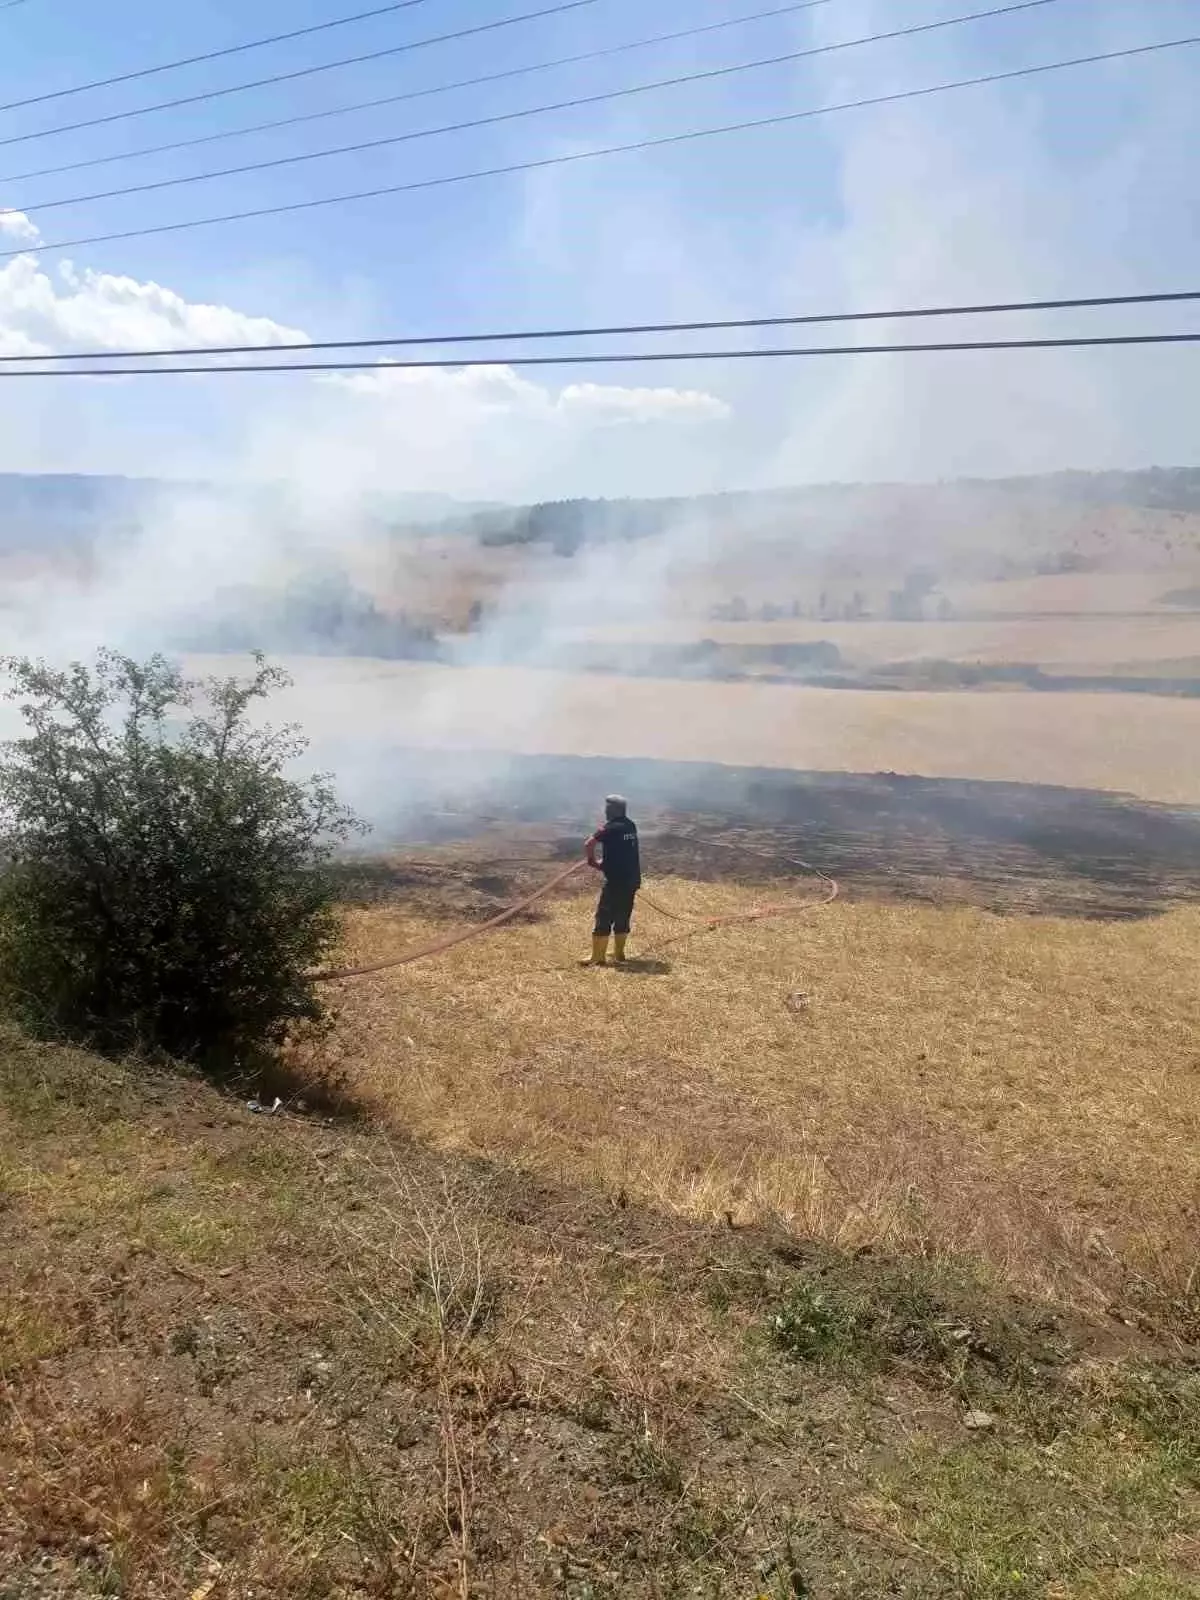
[[963, 1410, 996, 1431]]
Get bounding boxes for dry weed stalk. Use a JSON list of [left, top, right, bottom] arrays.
[[415, 1192, 481, 1600], [336, 1158, 494, 1597]]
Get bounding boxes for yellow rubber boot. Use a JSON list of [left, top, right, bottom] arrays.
[[612, 935, 628, 964], [589, 935, 609, 967]]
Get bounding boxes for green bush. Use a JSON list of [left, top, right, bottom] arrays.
[[769, 1282, 865, 1363], [0, 650, 360, 1071]]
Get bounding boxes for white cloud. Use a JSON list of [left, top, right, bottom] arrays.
[[0, 233, 732, 494], [0, 209, 40, 245], [334, 361, 727, 425], [281, 359, 731, 500], [557, 381, 729, 424], [334, 362, 547, 410], [0, 250, 309, 359]]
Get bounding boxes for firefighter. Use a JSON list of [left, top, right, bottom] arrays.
[[584, 795, 641, 966]]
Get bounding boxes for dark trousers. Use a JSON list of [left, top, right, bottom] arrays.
[[594, 879, 637, 936]]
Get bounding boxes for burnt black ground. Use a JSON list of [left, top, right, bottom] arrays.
[[330, 750, 1200, 921]]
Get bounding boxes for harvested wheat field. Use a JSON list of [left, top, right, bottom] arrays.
[[202, 657, 1200, 806], [553, 613, 1200, 672], [316, 880, 1200, 1313]]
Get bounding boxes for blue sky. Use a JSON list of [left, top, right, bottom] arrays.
[[1, 0, 1199, 496]]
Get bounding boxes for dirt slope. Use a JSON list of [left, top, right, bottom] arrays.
[[2, 1034, 1197, 1598]]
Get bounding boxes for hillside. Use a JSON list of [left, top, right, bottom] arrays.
[[454, 468, 1200, 568], [5, 466, 1200, 558], [5, 467, 1200, 674], [0, 476, 473, 556]]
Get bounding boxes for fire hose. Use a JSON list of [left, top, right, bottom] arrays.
[[312, 858, 588, 982], [313, 835, 838, 984], [637, 836, 839, 953]]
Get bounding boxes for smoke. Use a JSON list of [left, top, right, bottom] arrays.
[[2, 0, 1199, 828], [757, 0, 1200, 485]]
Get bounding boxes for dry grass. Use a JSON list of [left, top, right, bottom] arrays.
[[318, 884, 1200, 1312], [551, 613, 1200, 673], [198, 655, 1200, 805], [3, 984, 1198, 1594], [415, 514, 1200, 623], [948, 569, 1200, 616]]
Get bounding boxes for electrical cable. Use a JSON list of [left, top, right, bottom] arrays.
[[5, 289, 1199, 366], [0, 0, 621, 153], [4, 34, 1194, 263], [3, 0, 1071, 218], [0, 0, 447, 113], [0, 1, 847, 185], [3, 332, 1200, 377]]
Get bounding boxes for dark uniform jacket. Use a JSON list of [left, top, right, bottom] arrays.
[[590, 817, 641, 889]]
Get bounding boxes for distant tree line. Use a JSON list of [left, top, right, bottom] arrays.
[[712, 592, 872, 623], [472, 496, 700, 555], [711, 574, 953, 624], [458, 469, 1200, 560], [183, 572, 441, 660], [972, 466, 1200, 512]]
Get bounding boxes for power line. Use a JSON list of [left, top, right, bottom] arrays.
[[7, 290, 1199, 366], [0, 1, 839, 186], [3, 0, 1069, 218], [3, 333, 1199, 377], [0, 0, 444, 113], [0, 0, 612, 154], [4, 34, 1195, 262]]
